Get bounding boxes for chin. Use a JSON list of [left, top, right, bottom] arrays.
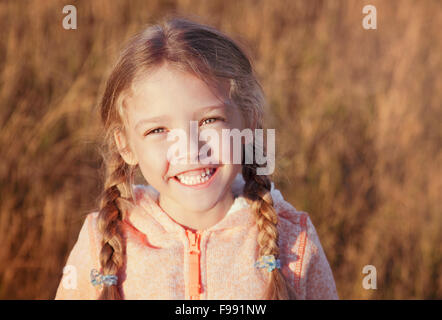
[[175, 193, 221, 213]]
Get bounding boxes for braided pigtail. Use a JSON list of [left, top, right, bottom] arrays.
[[96, 148, 135, 300], [242, 162, 296, 300]]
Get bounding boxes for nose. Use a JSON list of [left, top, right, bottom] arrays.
[[166, 121, 201, 165], [187, 128, 200, 165]]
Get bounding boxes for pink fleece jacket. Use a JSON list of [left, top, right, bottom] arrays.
[[54, 174, 338, 300]]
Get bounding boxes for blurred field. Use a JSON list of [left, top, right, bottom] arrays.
[[0, 0, 440, 299]]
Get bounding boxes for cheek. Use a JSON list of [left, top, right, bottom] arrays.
[[200, 127, 244, 165], [135, 141, 170, 182], [199, 128, 224, 164], [220, 130, 245, 165]]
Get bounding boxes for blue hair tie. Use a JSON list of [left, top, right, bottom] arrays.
[[254, 255, 281, 272], [90, 269, 118, 287]]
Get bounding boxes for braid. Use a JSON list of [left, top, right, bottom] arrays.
[[96, 152, 131, 300], [242, 163, 296, 300]]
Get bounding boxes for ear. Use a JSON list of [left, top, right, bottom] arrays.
[[113, 129, 138, 166]]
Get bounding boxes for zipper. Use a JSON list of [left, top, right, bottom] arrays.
[[185, 229, 202, 300]]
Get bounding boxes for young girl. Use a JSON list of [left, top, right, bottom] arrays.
[[55, 16, 338, 300]]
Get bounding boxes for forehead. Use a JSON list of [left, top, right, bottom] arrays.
[[124, 64, 231, 124]]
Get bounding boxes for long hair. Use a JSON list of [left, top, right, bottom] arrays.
[[97, 14, 295, 299]]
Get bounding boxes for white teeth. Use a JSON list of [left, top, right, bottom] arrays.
[[175, 168, 216, 185]]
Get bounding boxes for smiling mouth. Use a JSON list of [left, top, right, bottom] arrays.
[[173, 167, 218, 187]]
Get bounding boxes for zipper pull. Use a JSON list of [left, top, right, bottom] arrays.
[[186, 229, 202, 299], [187, 230, 201, 254]]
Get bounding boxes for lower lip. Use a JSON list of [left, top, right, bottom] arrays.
[[173, 167, 220, 190]]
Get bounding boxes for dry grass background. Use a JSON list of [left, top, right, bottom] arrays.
[[0, 0, 440, 299]]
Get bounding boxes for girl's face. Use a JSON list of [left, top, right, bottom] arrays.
[[117, 63, 245, 215]]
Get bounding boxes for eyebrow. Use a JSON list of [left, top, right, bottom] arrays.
[[194, 103, 227, 116], [134, 103, 228, 131]]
